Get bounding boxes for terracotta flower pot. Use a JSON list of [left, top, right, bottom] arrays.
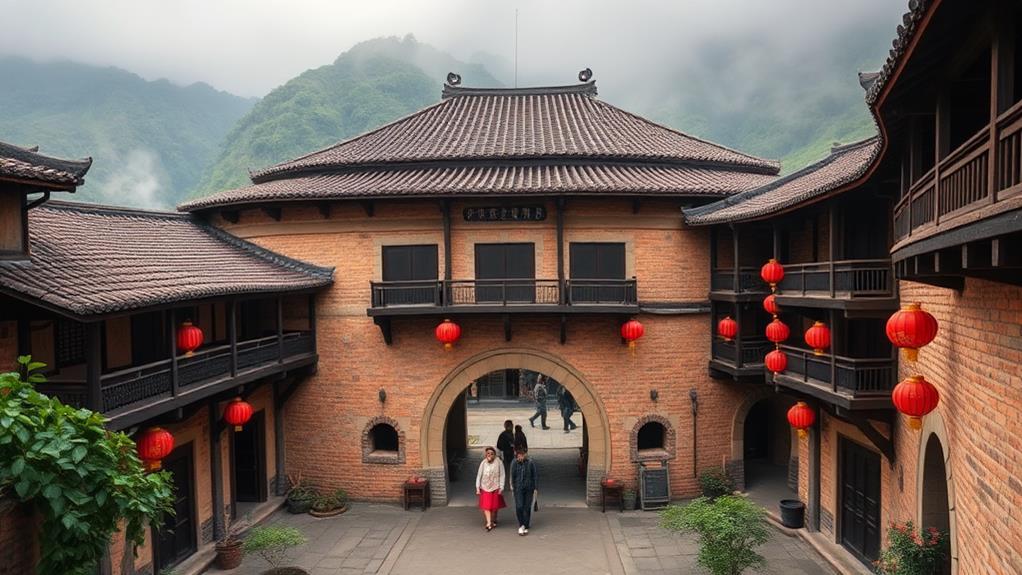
[[215, 538, 244, 570]]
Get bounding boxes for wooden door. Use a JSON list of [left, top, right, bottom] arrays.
[[154, 445, 197, 572], [382, 245, 438, 305], [475, 243, 535, 303], [840, 437, 882, 565], [569, 243, 627, 302], [233, 411, 267, 503]]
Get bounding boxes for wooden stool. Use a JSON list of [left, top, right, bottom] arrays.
[[601, 483, 623, 513], [403, 480, 429, 511]]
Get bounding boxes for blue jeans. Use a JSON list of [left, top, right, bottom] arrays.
[[514, 489, 533, 528]]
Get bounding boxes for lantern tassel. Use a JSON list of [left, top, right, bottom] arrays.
[[797, 429, 807, 440], [902, 348, 919, 362], [908, 416, 922, 431], [235, 425, 243, 432], [444, 342, 452, 352], [813, 348, 824, 356], [628, 340, 636, 357], [145, 460, 161, 472]]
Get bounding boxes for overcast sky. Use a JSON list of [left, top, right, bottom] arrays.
[[0, 0, 908, 98]]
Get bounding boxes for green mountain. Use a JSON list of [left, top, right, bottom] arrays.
[[0, 56, 255, 208], [194, 36, 501, 196]]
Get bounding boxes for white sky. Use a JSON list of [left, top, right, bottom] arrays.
[[0, 0, 908, 98]]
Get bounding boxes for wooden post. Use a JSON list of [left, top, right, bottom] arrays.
[[731, 225, 740, 292], [442, 200, 452, 281], [808, 414, 822, 532], [556, 197, 565, 305], [169, 309, 178, 397], [86, 322, 103, 413], [277, 297, 284, 364], [772, 223, 781, 260], [829, 309, 837, 393], [828, 205, 836, 298], [209, 402, 225, 541], [735, 303, 744, 369], [935, 93, 949, 225], [308, 295, 317, 354], [228, 300, 237, 377], [990, 18, 1009, 203], [273, 381, 287, 495]]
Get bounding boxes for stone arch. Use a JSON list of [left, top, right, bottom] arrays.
[[728, 387, 776, 491], [420, 347, 611, 505], [629, 413, 677, 462], [917, 411, 957, 574]]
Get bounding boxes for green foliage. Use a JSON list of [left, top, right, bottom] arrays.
[[243, 524, 307, 569], [698, 468, 735, 500], [311, 488, 348, 512], [874, 521, 949, 574], [660, 496, 770, 575], [0, 357, 174, 575]]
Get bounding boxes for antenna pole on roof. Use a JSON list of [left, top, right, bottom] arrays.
[[514, 8, 518, 88]]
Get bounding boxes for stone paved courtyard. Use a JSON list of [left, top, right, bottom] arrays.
[[206, 503, 834, 575]]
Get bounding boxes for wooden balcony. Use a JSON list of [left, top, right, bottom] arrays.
[[710, 267, 768, 300], [37, 331, 316, 429], [709, 337, 773, 379], [368, 278, 639, 316], [772, 344, 895, 410], [774, 259, 897, 311], [894, 100, 1022, 250]]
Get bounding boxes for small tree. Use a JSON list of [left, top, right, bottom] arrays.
[[874, 521, 949, 575], [244, 524, 307, 571], [698, 468, 735, 500], [660, 495, 770, 575]]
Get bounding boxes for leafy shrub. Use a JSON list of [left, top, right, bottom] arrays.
[[660, 495, 769, 575], [0, 357, 174, 575], [698, 468, 735, 500], [874, 521, 949, 574], [244, 525, 307, 569]]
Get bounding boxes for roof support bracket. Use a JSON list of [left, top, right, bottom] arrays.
[[837, 407, 896, 465], [262, 207, 282, 221], [374, 316, 392, 345]]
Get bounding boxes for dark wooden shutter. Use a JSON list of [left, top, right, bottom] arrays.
[[474, 243, 535, 303], [154, 446, 197, 571], [569, 242, 626, 302], [382, 245, 438, 305], [840, 438, 882, 565]]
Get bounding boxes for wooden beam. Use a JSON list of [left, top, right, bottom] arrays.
[[844, 410, 896, 464], [442, 200, 452, 281], [360, 200, 375, 217], [276, 297, 284, 364], [557, 198, 566, 304], [221, 210, 239, 224], [317, 202, 331, 219], [228, 300, 237, 377], [169, 309, 179, 398], [262, 207, 282, 221]]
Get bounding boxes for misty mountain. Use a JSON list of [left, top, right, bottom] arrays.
[[0, 56, 255, 207], [193, 36, 501, 195]]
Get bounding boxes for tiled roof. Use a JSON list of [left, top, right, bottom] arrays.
[[864, 0, 933, 106], [0, 201, 333, 317], [0, 141, 92, 188], [250, 82, 778, 182], [683, 137, 882, 225], [180, 163, 778, 210]]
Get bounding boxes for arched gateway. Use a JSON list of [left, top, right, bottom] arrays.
[[420, 348, 611, 505]]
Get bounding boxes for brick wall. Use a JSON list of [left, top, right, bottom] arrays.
[[0, 320, 17, 371], [0, 500, 37, 575], [225, 198, 746, 502]]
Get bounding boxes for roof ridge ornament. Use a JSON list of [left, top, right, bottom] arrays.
[[578, 68, 593, 83], [446, 72, 462, 87]]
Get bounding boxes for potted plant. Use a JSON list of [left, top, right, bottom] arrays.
[[285, 475, 316, 514], [622, 489, 637, 511], [874, 521, 949, 575], [309, 488, 349, 518], [214, 512, 246, 570], [243, 524, 308, 575], [697, 468, 735, 500], [660, 495, 769, 575]]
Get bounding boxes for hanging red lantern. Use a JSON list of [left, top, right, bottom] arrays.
[[435, 319, 461, 351], [885, 303, 938, 361], [892, 375, 940, 430], [717, 316, 738, 342], [804, 322, 831, 356], [760, 259, 785, 290], [787, 401, 815, 439], [176, 321, 203, 357], [765, 349, 788, 374], [136, 427, 174, 472], [763, 294, 779, 317], [621, 319, 645, 350], [765, 318, 790, 343], [223, 397, 254, 431]]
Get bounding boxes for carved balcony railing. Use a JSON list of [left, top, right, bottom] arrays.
[[776, 259, 894, 299], [369, 278, 638, 311], [775, 344, 895, 398], [710, 267, 768, 294], [894, 100, 1022, 243]]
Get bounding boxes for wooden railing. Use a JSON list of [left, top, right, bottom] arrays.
[[37, 332, 315, 414], [711, 337, 772, 369], [369, 278, 638, 308], [895, 99, 1022, 241], [776, 259, 894, 298], [710, 267, 767, 293], [777, 344, 895, 395]]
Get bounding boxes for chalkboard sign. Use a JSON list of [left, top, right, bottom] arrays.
[[640, 464, 670, 510]]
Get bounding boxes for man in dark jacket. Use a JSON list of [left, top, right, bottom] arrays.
[[510, 449, 538, 535], [558, 387, 578, 433], [496, 419, 515, 488]]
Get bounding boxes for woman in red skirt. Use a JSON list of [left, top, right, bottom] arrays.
[[475, 446, 506, 531]]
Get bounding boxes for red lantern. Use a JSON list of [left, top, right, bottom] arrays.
[[886, 303, 938, 361], [892, 375, 940, 430], [621, 319, 645, 350], [435, 319, 461, 351], [763, 294, 779, 317], [176, 321, 203, 357], [136, 427, 174, 472], [717, 316, 738, 342], [760, 259, 785, 290], [766, 318, 790, 343], [804, 322, 831, 356], [787, 401, 815, 439], [223, 397, 253, 431], [765, 349, 788, 374]]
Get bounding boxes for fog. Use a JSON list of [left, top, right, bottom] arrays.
[[0, 0, 907, 99]]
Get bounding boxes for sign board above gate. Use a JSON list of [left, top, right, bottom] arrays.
[[463, 206, 547, 222]]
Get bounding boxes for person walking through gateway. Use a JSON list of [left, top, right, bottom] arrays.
[[528, 376, 550, 429], [475, 447, 506, 531], [558, 387, 578, 433], [510, 448, 538, 536], [496, 420, 515, 488], [513, 424, 528, 453]]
